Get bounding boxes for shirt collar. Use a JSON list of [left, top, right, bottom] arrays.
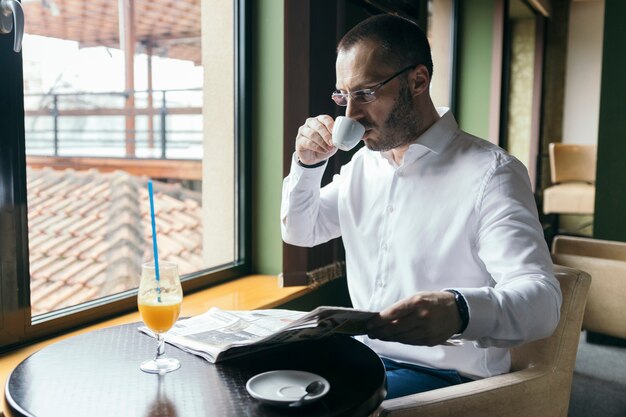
[[378, 107, 458, 166], [411, 107, 458, 155]]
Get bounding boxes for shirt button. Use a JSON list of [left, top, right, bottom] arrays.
[[387, 205, 394, 213], [397, 170, 403, 177], [381, 243, 388, 251], [378, 281, 385, 288]]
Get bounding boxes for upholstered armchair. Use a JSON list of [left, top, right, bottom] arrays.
[[543, 143, 596, 216], [373, 265, 591, 417], [543, 143, 596, 238], [551, 235, 626, 340]]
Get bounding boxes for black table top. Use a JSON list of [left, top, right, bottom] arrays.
[[4, 323, 386, 417]]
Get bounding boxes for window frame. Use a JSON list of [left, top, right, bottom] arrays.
[[0, 0, 251, 351]]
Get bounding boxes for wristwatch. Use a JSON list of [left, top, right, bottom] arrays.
[[445, 289, 469, 334]]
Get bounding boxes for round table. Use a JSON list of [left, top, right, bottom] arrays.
[[4, 323, 386, 417]]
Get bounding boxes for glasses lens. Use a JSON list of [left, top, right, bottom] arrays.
[[332, 92, 348, 106], [353, 90, 377, 104]]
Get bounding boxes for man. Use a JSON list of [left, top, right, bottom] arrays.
[[281, 14, 562, 399]]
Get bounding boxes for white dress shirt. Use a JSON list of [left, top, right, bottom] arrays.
[[281, 109, 562, 379]]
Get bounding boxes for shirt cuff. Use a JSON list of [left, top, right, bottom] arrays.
[[449, 286, 496, 341], [289, 153, 327, 185]]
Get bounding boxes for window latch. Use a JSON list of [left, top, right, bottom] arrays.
[[0, 0, 24, 53]]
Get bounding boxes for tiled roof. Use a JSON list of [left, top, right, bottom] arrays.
[[27, 168, 203, 316]]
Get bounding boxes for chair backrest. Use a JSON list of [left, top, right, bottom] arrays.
[[549, 143, 597, 184], [551, 235, 626, 339], [510, 265, 591, 373]]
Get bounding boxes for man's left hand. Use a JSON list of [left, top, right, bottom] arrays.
[[366, 291, 462, 346]]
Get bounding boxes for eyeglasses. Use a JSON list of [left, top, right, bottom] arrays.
[[331, 65, 416, 106]]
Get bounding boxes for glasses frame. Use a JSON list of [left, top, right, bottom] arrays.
[[331, 64, 417, 106]]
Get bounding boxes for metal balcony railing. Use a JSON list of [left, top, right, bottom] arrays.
[[23, 88, 203, 160]]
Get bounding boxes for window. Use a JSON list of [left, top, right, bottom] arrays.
[[0, 0, 250, 349]]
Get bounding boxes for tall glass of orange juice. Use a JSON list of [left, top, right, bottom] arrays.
[[138, 261, 183, 374]]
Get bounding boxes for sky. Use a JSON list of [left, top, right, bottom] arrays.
[[22, 34, 203, 94]]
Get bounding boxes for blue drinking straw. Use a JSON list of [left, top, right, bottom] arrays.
[[148, 180, 161, 302]]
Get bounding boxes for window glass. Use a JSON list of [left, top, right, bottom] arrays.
[[20, 0, 238, 318]]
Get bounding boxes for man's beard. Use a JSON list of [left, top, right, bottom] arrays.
[[365, 82, 421, 152]]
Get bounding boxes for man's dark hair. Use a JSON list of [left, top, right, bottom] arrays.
[[337, 14, 433, 78]]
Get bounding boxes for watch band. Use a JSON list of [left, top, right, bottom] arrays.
[[297, 158, 327, 169], [445, 289, 469, 334]]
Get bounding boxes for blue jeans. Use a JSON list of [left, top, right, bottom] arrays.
[[382, 357, 473, 399]]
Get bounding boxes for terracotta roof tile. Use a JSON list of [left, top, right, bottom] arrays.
[[80, 181, 111, 200], [28, 231, 50, 249], [47, 214, 79, 235], [31, 281, 65, 306], [33, 214, 65, 233], [41, 235, 75, 255], [157, 211, 186, 233], [29, 278, 46, 293], [29, 255, 57, 276], [169, 232, 200, 252], [48, 235, 87, 257], [27, 168, 204, 316], [67, 260, 106, 288], [65, 236, 102, 258], [52, 287, 100, 314], [184, 198, 199, 210], [55, 259, 94, 284], [158, 194, 187, 212], [81, 240, 110, 262], [37, 283, 85, 312], [76, 199, 107, 218], [84, 217, 111, 237], [168, 254, 198, 275], [37, 256, 75, 281], [67, 216, 100, 236], [28, 212, 48, 227], [46, 198, 75, 216], [156, 234, 186, 258], [187, 253, 204, 268], [71, 262, 108, 286]]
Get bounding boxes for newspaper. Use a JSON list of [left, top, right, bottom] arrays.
[[138, 306, 378, 363]]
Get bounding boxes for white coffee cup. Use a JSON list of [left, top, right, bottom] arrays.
[[332, 116, 365, 151]]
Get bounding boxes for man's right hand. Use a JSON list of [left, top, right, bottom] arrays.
[[296, 115, 338, 165]]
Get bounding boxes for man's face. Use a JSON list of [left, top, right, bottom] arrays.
[[335, 41, 421, 152]]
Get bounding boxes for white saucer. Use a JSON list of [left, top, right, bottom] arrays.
[[246, 370, 330, 407]]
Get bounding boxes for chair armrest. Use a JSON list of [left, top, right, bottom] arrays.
[[552, 235, 626, 262], [374, 368, 560, 417]]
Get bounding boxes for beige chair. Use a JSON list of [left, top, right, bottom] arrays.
[[373, 265, 590, 417], [551, 235, 626, 340], [543, 143, 596, 216]]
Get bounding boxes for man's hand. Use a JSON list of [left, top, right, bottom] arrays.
[[366, 291, 462, 346], [295, 115, 338, 165]]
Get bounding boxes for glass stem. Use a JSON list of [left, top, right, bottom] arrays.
[[155, 333, 166, 360]]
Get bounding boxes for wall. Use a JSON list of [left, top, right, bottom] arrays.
[[594, 0, 626, 241], [506, 18, 536, 169], [562, 0, 605, 145], [456, 0, 495, 139], [252, 0, 284, 274], [202, 0, 235, 267]]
